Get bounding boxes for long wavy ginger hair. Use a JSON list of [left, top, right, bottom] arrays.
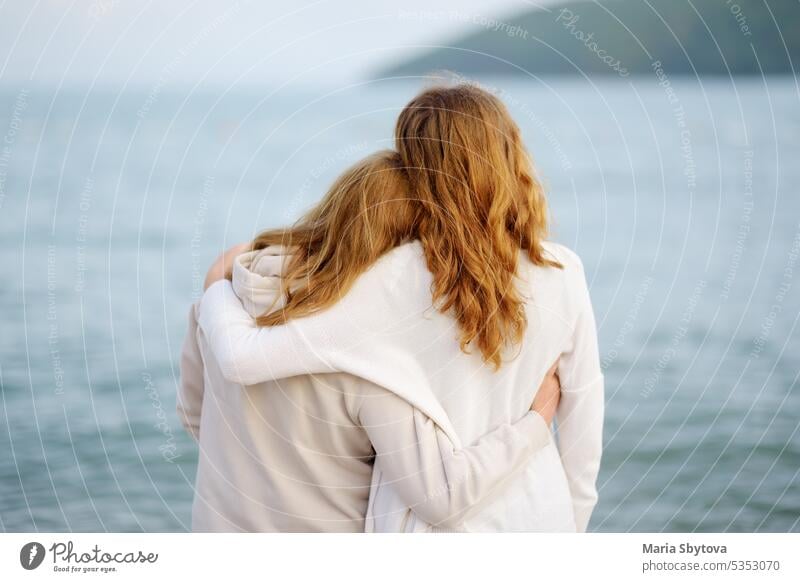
[[396, 84, 560, 369]]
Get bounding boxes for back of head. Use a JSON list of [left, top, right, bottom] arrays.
[[395, 83, 560, 369], [253, 149, 415, 325]]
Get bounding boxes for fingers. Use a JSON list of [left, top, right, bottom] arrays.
[[226, 243, 252, 274], [203, 243, 250, 290], [548, 357, 560, 377]]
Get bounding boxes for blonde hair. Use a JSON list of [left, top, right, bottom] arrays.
[[396, 84, 560, 369], [251, 149, 416, 326]]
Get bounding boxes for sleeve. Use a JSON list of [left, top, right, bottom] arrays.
[[197, 280, 336, 385], [177, 302, 205, 440], [556, 258, 605, 532], [357, 389, 553, 529]]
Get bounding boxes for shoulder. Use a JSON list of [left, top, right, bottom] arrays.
[[541, 241, 590, 295], [519, 241, 587, 290], [541, 241, 585, 275], [521, 241, 592, 314], [380, 240, 425, 269], [361, 240, 427, 287]]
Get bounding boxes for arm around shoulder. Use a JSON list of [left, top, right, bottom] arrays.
[[358, 387, 553, 529]]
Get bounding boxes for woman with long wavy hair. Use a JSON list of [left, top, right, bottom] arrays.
[[189, 84, 604, 532]]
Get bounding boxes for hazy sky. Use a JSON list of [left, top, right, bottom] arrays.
[[0, 0, 558, 87]]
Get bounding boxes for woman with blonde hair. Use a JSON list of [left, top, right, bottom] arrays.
[[192, 84, 604, 532], [180, 149, 562, 532]]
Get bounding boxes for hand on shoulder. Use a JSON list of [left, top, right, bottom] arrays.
[[204, 242, 252, 290]]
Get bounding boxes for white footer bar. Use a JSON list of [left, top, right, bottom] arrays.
[[1, 533, 797, 581]]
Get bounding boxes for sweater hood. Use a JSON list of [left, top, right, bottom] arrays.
[[231, 246, 293, 318]]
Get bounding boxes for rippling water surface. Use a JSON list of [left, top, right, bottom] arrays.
[[0, 77, 798, 531]]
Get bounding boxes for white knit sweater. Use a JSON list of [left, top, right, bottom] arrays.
[[198, 240, 604, 532]]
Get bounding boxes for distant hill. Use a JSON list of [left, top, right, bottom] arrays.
[[377, 0, 800, 77]]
